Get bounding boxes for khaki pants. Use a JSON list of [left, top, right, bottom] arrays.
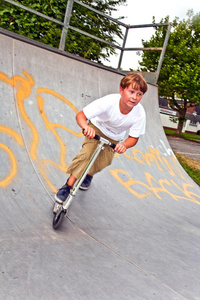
[[67, 122, 118, 179]]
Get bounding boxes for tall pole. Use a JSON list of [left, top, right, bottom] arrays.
[[117, 26, 129, 70], [155, 23, 172, 83], [59, 0, 74, 51]]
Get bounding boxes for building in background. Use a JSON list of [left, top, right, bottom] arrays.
[[159, 98, 200, 134]]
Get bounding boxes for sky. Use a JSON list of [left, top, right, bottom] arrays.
[[105, 0, 200, 70]]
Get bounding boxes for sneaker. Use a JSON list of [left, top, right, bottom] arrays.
[[79, 174, 93, 190], [55, 183, 71, 204]]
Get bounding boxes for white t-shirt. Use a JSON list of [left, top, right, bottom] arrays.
[[83, 94, 146, 140]]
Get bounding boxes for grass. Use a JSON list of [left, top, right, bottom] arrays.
[[164, 129, 200, 186], [164, 129, 200, 142], [174, 152, 200, 186]]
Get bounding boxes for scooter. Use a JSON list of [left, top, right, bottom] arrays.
[[52, 131, 116, 229]]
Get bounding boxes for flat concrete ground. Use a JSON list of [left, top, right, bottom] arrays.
[[167, 135, 200, 162]]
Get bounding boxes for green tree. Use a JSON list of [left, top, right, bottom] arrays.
[[138, 11, 200, 135], [0, 0, 126, 63]]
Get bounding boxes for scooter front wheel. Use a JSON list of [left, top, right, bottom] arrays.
[[52, 208, 66, 229]]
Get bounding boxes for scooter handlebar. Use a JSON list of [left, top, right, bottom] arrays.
[[107, 141, 116, 150], [82, 129, 116, 149]]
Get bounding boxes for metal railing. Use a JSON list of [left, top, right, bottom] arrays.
[[3, 0, 171, 83]]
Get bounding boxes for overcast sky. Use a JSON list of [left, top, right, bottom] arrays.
[[114, 0, 199, 24], [105, 0, 200, 70]]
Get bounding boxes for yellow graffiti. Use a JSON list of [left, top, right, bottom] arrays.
[[37, 89, 82, 167], [0, 143, 18, 187], [0, 70, 82, 191], [0, 125, 24, 146], [124, 147, 185, 179], [0, 70, 39, 160], [0, 125, 23, 187], [38, 159, 67, 193], [110, 169, 200, 205], [35, 89, 82, 189], [109, 169, 151, 199]]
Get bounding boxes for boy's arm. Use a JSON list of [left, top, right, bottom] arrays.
[[114, 136, 139, 154], [76, 110, 95, 139]]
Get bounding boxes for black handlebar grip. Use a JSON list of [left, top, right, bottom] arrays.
[[109, 142, 116, 150], [94, 134, 100, 141], [82, 129, 116, 149], [82, 129, 100, 140]]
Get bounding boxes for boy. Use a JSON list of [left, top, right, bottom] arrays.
[[55, 72, 148, 203]]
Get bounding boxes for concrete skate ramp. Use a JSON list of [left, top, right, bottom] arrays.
[[1, 31, 200, 300]]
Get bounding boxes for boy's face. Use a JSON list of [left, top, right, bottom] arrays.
[[120, 84, 144, 113]]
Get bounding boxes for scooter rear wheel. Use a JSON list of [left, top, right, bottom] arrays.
[[52, 209, 65, 229]]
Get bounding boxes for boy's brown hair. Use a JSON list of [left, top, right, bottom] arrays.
[[120, 72, 148, 94]]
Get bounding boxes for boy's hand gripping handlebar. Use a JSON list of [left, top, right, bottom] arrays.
[[82, 129, 116, 150]]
